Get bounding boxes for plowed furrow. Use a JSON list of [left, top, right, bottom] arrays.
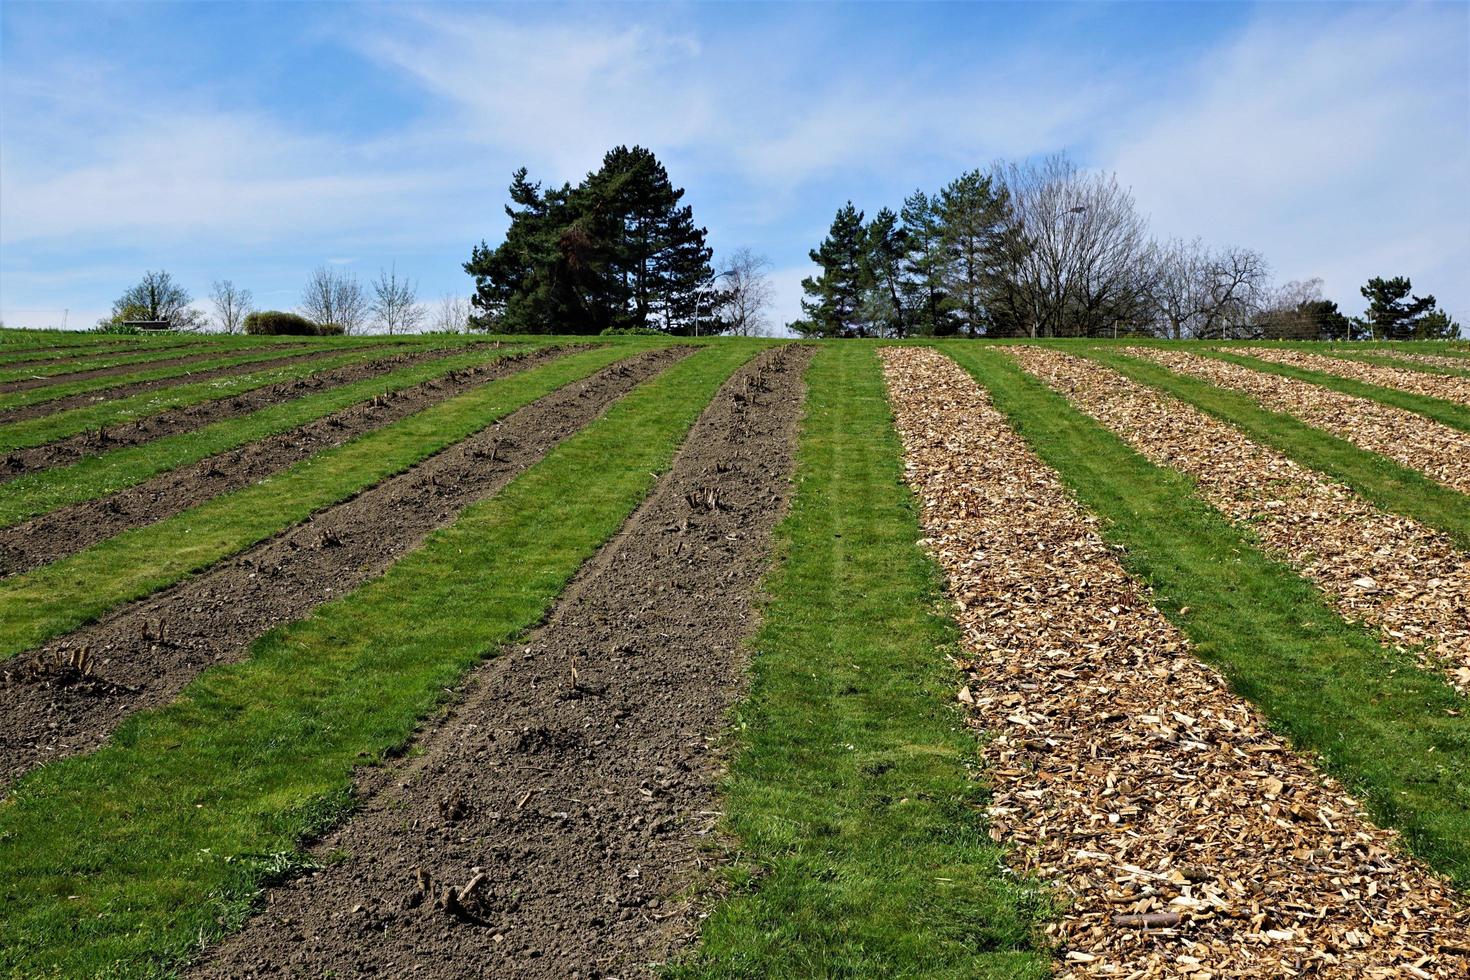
[[0, 346, 567, 577], [0, 347, 353, 423], [1125, 347, 1470, 497], [0, 347, 690, 788], [0, 347, 465, 482], [880, 345, 1470, 979], [1010, 346, 1470, 694], [0, 342, 279, 394], [194, 345, 812, 980]]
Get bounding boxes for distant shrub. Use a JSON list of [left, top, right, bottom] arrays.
[[245, 311, 321, 336], [314, 322, 346, 336], [599, 326, 662, 336]]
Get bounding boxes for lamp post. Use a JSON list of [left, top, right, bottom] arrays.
[[694, 268, 735, 338]]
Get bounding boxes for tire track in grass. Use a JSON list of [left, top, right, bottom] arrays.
[[0, 345, 444, 478], [197, 344, 811, 979], [1010, 346, 1470, 694], [1239, 348, 1470, 408], [0, 344, 359, 421], [0, 345, 536, 529], [883, 346, 1470, 979], [0, 342, 757, 979], [672, 344, 1050, 980], [1127, 347, 1470, 497], [0, 345, 566, 576]]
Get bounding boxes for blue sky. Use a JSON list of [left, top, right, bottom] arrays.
[[1, 1, 1467, 331]]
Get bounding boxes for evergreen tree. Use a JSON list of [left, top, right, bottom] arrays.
[[936, 170, 1010, 337], [795, 203, 868, 338], [1361, 276, 1436, 340], [859, 208, 910, 337], [464, 147, 712, 334], [899, 190, 951, 336]]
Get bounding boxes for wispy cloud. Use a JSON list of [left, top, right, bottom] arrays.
[[1101, 3, 1469, 315]]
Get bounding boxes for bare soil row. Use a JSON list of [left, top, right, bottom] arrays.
[[0, 347, 689, 789], [0, 346, 357, 424], [1128, 348, 1470, 497], [880, 346, 1470, 979], [0, 346, 471, 482], [193, 345, 812, 978], [0, 342, 290, 395], [1241, 348, 1470, 407], [1009, 347, 1470, 694], [0, 346, 568, 578]]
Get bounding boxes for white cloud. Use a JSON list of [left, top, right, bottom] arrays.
[[1100, 4, 1469, 318]]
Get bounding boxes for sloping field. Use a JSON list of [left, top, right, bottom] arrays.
[[1008, 346, 1470, 692], [882, 346, 1469, 976], [1238, 347, 1470, 408], [0, 330, 1465, 979]]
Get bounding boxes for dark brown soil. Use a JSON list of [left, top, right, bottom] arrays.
[[0, 342, 276, 394], [0, 346, 572, 578], [193, 344, 812, 980], [0, 346, 482, 484], [0, 347, 357, 424], [0, 347, 689, 791], [0, 339, 206, 369]]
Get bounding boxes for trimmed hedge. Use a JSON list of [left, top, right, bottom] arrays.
[[244, 311, 322, 336]]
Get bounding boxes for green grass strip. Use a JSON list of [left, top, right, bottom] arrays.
[[0, 347, 531, 529], [1200, 349, 1470, 433], [1267, 348, 1470, 379], [0, 342, 756, 978], [0, 345, 351, 412], [949, 346, 1470, 886], [0, 347, 403, 454], [0, 340, 225, 375], [1080, 348, 1470, 550], [0, 345, 633, 659], [671, 344, 1049, 980]]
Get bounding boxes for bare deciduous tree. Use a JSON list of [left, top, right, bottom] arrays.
[[210, 280, 254, 335], [1143, 239, 1269, 339], [371, 265, 423, 335], [717, 248, 774, 336], [431, 293, 472, 333], [300, 265, 369, 334], [993, 155, 1153, 338], [1196, 246, 1269, 339]]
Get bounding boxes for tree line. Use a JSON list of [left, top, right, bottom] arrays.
[[97, 268, 475, 335], [463, 146, 774, 336], [796, 154, 1461, 341]]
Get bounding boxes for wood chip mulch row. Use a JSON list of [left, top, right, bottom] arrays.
[[1377, 351, 1470, 373], [879, 345, 1470, 979], [1237, 349, 1470, 408], [1007, 346, 1470, 695], [1123, 347, 1470, 499]]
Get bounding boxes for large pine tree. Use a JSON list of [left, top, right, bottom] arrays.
[[899, 190, 952, 337], [936, 170, 1011, 338], [464, 147, 713, 334], [794, 202, 868, 338]]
